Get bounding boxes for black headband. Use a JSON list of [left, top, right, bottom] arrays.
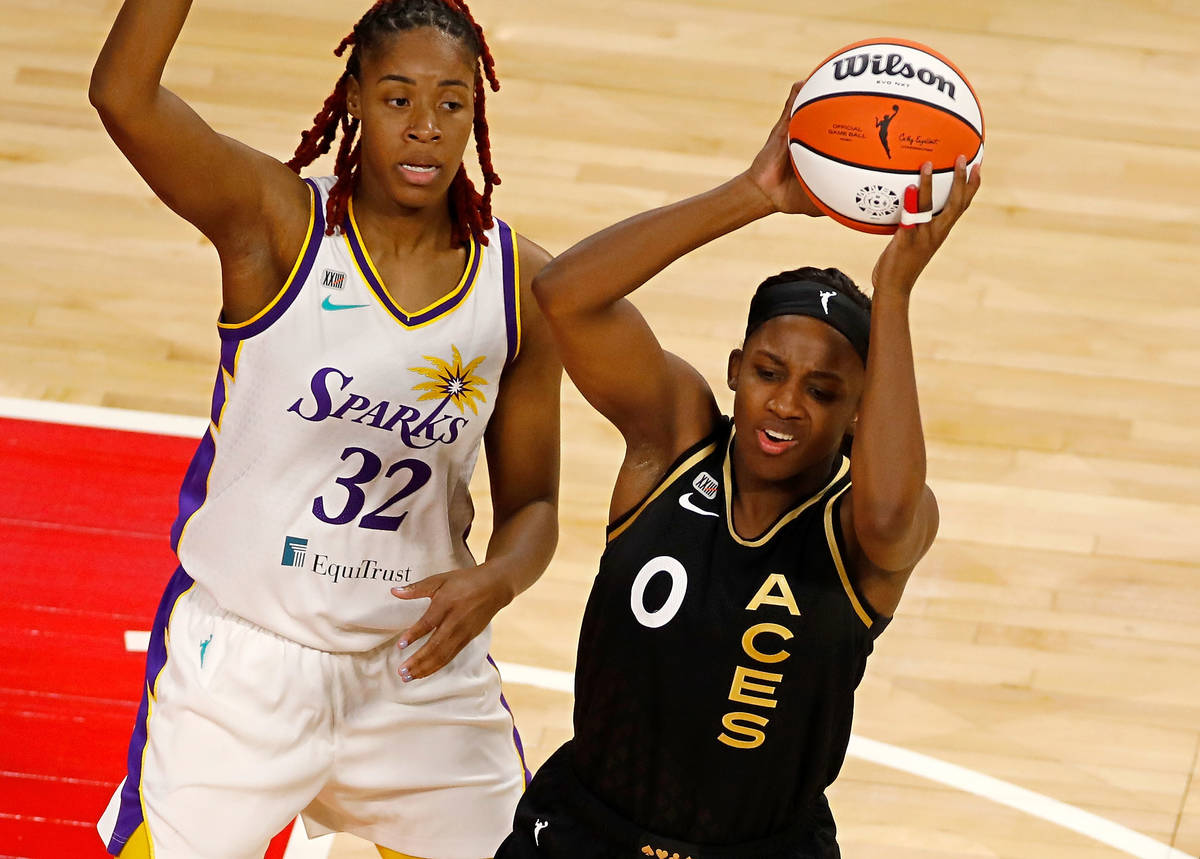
[[745, 280, 871, 365]]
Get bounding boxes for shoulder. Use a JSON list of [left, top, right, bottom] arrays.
[[506, 232, 555, 356]]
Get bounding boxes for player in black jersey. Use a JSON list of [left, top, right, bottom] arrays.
[[495, 80, 981, 859]]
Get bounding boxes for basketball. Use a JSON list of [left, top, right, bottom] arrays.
[[788, 38, 984, 234]]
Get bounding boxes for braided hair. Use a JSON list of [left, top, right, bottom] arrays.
[[287, 0, 500, 245]]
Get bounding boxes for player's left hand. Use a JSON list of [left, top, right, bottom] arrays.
[[871, 154, 982, 295], [390, 564, 514, 681]]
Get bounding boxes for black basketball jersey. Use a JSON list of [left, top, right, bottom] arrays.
[[570, 417, 889, 846]]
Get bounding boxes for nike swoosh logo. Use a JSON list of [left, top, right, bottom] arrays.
[[678, 493, 718, 517], [322, 296, 370, 311]]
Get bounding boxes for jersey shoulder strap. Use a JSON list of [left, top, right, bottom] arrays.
[[606, 418, 730, 543]]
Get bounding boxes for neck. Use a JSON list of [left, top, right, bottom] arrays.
[[729, 436, 840, 534], [351, 183, 458, 256]]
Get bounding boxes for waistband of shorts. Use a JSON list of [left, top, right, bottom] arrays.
[[550, 743, 829, 858], [182, 576, 393, 656]]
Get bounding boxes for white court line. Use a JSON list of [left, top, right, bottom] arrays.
[[0, 396, 206, 438], [2, 394, 1182, 858]]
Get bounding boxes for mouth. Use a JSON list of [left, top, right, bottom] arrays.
[[756, 427, 799, 456], [397, 162, 442, 186]]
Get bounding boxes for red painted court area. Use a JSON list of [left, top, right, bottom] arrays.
[[0, 417, 292, 858]]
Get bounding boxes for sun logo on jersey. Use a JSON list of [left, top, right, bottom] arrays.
[[410, 346, 489, 415]]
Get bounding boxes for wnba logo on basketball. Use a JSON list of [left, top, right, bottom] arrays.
[[832, 51, 956, 98]]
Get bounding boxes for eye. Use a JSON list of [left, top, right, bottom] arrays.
[[808, 387, 835, 403], [755, 366, 780, 381], [388, 97, 410, 108], [441, 99, 465, 111]]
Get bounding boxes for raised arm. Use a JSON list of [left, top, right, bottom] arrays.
[[848, 156, 982, 616], [89, 0, 310, 321], [533, 83, 821, 502]]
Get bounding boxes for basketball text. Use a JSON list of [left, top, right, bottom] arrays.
[[833, 52, 957, 99]]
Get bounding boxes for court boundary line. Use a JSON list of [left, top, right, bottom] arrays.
[[4, 396, 1187, 859]]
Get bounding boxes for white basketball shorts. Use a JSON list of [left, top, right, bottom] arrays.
[[98, 567, 529, 858]]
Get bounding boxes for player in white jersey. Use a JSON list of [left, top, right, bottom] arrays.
[[89, 1, 560, 856]]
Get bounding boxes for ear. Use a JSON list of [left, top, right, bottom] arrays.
[[345, 75, 362, 121], [727, 349, 743, 391]]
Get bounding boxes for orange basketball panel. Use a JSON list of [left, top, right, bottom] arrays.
[[789, 95, 981, 172]]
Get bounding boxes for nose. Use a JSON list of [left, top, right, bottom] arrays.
[[766, 383, 804, 420], [406, 104, 441, 144]]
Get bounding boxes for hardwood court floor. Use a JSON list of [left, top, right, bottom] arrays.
[[1, 0, 1199, 856]]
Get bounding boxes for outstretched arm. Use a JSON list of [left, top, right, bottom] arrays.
[[90, 0, 309, 321], [847, 156, 982, 616], [533, 82, 821, 508]]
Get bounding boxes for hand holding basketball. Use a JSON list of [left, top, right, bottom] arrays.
[[788, 39, 984, 234], [871, 154, 981, 295], [745, 80, 823, 217]]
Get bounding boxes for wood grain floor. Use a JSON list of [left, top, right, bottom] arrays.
[[1, 0, 1198, 856]]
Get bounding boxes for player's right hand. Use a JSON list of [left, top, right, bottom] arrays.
[[746, 80, 824, 217]]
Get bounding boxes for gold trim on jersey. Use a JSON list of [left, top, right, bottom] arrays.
[[344, 197, 481, 329], [722, 431, 850, 548], [217, 184, 317, 332], [606, 441, 720, 543], [116, 822, 151, 858], [823, 484, 873, 629], [375, 849, 432, 859], [511, 231, 522, 360]]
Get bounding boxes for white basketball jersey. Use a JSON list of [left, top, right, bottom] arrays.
[[169, 177, 523, 651]]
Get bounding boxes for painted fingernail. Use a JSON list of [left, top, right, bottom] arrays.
[[904, 184, 919, 212], [398, 639, 408, 649]]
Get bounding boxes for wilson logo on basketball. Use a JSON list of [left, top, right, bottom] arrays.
[[833, 51, 957, 98]]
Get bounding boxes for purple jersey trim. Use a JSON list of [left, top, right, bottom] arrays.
[[488, 654, 533, 786], [168, 431, 215, 554], [206, 338, 239, 426], [218, 178, 325, 342], [344, 215, 482, 327], [168, 339, 238, 553], [106, 567, 195, 854], [498, 220, 519, 365]]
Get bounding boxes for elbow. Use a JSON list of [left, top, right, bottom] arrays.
[[856, 502, 916, 549], [853, 487, 938, 570], [531, 260, 585, 322], [530, 265, 565, 319], [88, 69, 124, 121], [88, 59, 117, 112], [88, 63, 145, 123]]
